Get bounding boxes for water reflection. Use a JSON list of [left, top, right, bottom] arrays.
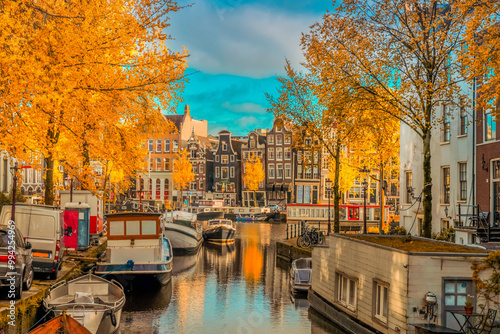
[[118, 222, 347, 334]]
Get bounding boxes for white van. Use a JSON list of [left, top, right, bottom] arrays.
[[0, 204, 65, 279]]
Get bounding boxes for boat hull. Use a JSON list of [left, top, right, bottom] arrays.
[[95, 262, 173, 289], [203, 226, 236, 243], [164, 223, 203, 254]]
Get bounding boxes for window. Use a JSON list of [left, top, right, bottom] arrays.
[[268, 148, 275, 160], [164, 139, 170, 152], [374, 281, 389, 324], [313, 166, 319, 179], [313, 151, 319, 164], [193, 165, 197, 173], [199, 179, 203, 189], [230, 167, 235, 178], [250, 138, 256, 148], [222, 142, 227, 151], [405, 171, 413, 204], [297, 165, 302, 178], [459, 162, 467, 201], [221, 167, 228, 179], [156, 158, 162, 171], [216, 155, 220, 162], [485, 109, 496, 141], [305, 166, 312, 179], [285, 134, 291, 144], [277, 164, 283, 179], [199, 165, 204, 173], [276, 148, 283, 161], [190, 150, 197, 159], [297, 151, 302, 163], [460, 106, 468, 136], [230, 155, 235, 162], [285, 164, 291, 178], [148, 139, 154, 152], [215, 167, 220, 178], [336, 273, 357, 311], [269, 164, 275, 178], [164, 158, 170, 171], [156, 139, 162, 152], [222, 155, 228, 164], [173, 139, 178, 152], [268, 135, 274, 144], [442, 105, 450, 142], [442, 166, 450, 204], [190, 182, 196, 191], [276, 134, 282, 145], [285, 148, 291, 160]]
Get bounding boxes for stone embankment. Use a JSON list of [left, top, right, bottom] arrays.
[[276, 238, 312, 261]]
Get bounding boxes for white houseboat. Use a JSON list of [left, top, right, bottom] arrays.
[[95, 213, 173, 287]]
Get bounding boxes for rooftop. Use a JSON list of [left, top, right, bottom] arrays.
[[343, 235, 489, 254]]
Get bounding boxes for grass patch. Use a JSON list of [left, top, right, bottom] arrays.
[[345, 235, 488, 253]]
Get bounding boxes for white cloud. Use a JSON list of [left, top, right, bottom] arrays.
[[221, 101, 266, 114], [167, 1, 321, 78], [234, 116, 259, 127]]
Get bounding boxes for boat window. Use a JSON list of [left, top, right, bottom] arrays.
[[126, 220, 140, 235], [142, 220, 157, 235], [110, 221, 124, 236]]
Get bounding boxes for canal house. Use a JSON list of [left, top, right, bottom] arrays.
[[309, 234, 490, 334]]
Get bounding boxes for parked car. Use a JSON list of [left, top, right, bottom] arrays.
[[0, 224, 34, 299], [0, 204, 65, 279]]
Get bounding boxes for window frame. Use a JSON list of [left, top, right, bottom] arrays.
[[442, 105, 450, 143], [335, 272, 358, 312], [459, 162, 467, 201], [373, 280, 389, 325], [442, 166, 450, 204]]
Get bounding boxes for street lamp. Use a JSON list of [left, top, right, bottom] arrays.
[[10, 162, 18, 222], [360, 166, 371, 234], [326, 178, 332, 235]]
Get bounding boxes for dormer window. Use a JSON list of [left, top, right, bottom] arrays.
[[222, 142, 228, 151]]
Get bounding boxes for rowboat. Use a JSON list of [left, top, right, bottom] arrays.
[[43, 274, 125, 334], [29, 312, 91, 334]]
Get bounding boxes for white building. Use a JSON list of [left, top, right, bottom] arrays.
[[399, 88, 475, 241]]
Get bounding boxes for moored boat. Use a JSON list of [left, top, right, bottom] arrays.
[[29, 312, 91, 334], [95, 212, 173, 288], [164, 210, 197, 225], [289, 257, 312, 294], [163, 214, 203, 254], [203, 219, 236, 244], [43, 274, 125, 334]]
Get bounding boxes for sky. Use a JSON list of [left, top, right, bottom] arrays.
[[166, 0, 334, 136]]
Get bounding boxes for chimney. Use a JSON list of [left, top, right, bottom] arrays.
[[184, 105, 190, 116]]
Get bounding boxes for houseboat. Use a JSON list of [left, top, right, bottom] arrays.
[[203, 219, 236, 244], [286, 203, 390, 233], [95, 212, 173, 287], [309, 234, 490, 333], [289, 257, 312, 294]]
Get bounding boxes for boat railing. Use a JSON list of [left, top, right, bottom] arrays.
[[48, 280, 67, 293]]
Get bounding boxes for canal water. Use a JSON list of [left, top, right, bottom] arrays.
[[118, 222, 347, 334]]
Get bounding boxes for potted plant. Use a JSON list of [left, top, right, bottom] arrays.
[[465, 295, 474, 314]]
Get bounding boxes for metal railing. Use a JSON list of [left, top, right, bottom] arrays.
[[285, 221, 304, 240]]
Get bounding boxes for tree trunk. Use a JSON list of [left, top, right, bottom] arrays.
[[44, 153, 54, 205], [333, 140, 341, 233], [379, 164, 384, 234], [422, 129, 433, 238]]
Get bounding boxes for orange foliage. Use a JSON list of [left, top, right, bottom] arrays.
[[243, 152, 265, 191], [0, 0, 188, 204]]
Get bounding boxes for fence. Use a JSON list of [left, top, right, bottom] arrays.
[[286, 221, 304, 240]]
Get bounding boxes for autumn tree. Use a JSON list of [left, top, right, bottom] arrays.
[[267, 61, 369, 233], [0, 0, 188, 205], [172, 149, 195, 208], [243, 152, 265, 207], [304, 0, 470, 237]]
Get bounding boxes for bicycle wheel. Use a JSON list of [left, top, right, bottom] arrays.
[[303, 234, 312, 248], [297, 235, 306, 248]]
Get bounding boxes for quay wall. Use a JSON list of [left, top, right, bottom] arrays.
[[276, 239, 311, 262]]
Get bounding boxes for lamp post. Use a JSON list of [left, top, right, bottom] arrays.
[[10, 162, 18, 222], [326, 178, 332, 235], [360, 166, 371, 234]]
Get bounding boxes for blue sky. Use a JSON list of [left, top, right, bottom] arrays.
[[167, 0, 334, 136]]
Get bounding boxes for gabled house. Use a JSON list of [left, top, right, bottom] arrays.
[[241, 129, 267, 207]]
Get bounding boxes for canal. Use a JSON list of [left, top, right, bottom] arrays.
[[118, 222, 347, 334]]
